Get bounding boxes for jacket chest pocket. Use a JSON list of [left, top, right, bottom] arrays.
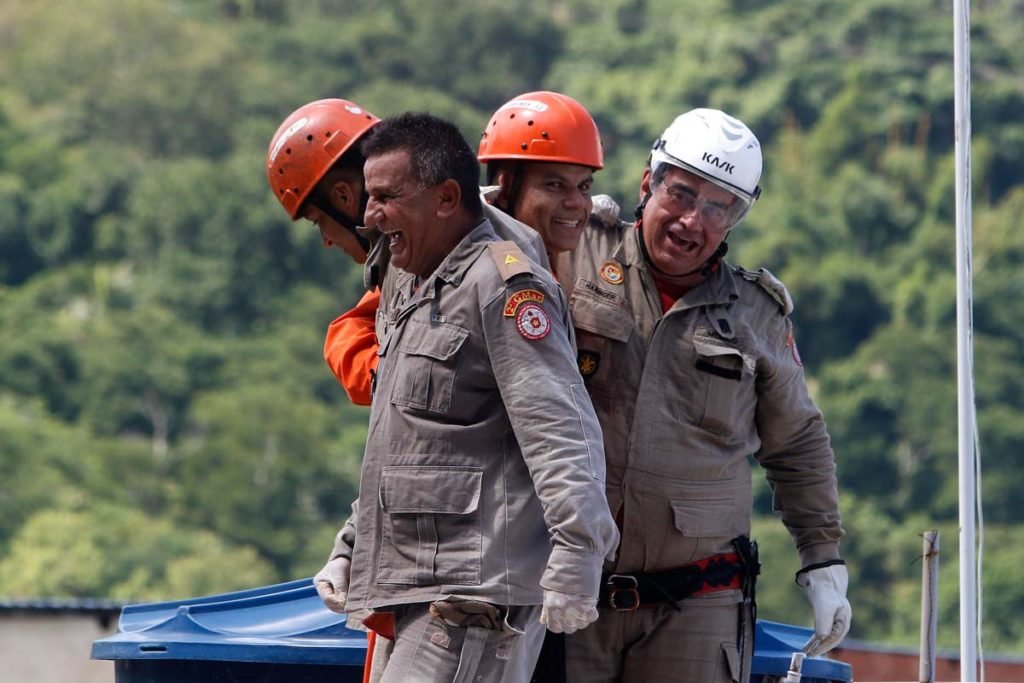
[[377, 465, 483, 586], [390, 320, 468, 415], [570, 288, 634, 343], [571, 288, 634, 390], [691, 335, 755, 436]]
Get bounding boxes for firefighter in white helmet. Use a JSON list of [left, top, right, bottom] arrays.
[[560, 108, 851, 682]]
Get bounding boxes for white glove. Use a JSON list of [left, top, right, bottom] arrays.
[[796, 564, 852, 657], [314, 556, 351, 614], [539, 589, 599, 634], [591, 194, 622, 228]]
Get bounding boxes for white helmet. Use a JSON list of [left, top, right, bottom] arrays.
[[649, 108, 762, 226]]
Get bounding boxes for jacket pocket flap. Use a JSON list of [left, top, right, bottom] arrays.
[[692, 335, 754, 374], [380, 466, 482, 514], [399, 320, 468, 361], [570, 285, 633, 342], [692, 336, 743, 359], [670, 498, 735, 537]]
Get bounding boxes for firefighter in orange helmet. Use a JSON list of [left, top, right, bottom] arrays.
[[267, 98, 380, 262], [478, 91, 604, 274], [268, 98, 394, 678], [267, 98, 384, 407]]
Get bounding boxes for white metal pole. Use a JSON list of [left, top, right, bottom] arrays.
[[953, 0, 978, 680]]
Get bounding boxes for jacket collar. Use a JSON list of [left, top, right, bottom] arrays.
[[395, 218, 495, 317], [429, 218, 494, 288], [618, 225, 740, 312]]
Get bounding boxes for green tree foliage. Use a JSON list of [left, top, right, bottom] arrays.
[[0, 504, 275, 601], [0, 397, 87, 554], [173, 383, 364, 574], [1, 0, 1023, 653], [6, 0, 244, 158]]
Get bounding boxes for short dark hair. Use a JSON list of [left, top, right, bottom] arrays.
[[361, 112, 482, 215]]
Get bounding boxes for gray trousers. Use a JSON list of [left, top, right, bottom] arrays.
[[380, 603, 545, 683], [564, 597, 753, 683]]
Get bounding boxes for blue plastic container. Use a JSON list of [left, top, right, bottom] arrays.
[[752, 620, 852, 683], [91, 578, 365, 682], [92, 578, 852, 682]]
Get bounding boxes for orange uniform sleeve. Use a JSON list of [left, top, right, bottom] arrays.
[[323, 288, 381, 406]]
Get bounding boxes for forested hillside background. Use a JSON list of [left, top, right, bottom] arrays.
[[2, 0, 1023, 654]]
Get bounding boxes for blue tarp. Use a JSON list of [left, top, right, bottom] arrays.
[[92, 578, 852, 682]]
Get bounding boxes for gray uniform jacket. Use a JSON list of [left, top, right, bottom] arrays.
[[340, 218, 618, 611], [563, 220, 842, 580]]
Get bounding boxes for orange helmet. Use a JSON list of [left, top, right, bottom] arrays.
[[267, 98, 380, 219], [477, 91, 604, 169]]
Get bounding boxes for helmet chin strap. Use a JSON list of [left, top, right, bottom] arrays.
[[310, 196, 371, 253], [633, 192, 651, 221], [634, 193, 729, 282]]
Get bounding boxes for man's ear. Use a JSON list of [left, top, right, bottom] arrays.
[[436, 179, 462, 218], [493, 169, 513, 211], [639, 168, 653, 200], [634, 168, 654, 221], [328, 178, 359, 216]]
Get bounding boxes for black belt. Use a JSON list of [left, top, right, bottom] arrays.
[[599, 552, 744, 611]]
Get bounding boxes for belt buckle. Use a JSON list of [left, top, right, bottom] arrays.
[[606, 574, 640, 612]]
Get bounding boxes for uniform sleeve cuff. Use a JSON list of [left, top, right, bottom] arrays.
[[797, 542, 842, 568], [330, 521, 357, 562], [540, 547, 604, 598]]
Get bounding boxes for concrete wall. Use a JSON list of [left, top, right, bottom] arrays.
[[0, 611, 116, 683]]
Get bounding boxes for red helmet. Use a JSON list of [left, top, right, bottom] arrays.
[[267, 99, 380, 219], [477, 91, 604, 169]]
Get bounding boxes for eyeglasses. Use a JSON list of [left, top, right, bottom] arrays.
[[654, 180, 740, 232]]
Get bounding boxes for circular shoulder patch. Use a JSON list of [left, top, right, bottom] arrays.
[[515, 303, 551, 341], [599, 260, 624, 285]]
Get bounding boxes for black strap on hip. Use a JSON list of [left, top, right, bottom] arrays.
[[598, 549, 746, 612]]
